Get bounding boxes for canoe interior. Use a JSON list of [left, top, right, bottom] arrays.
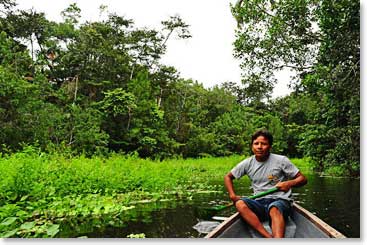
[[206, 203, 346, 238]]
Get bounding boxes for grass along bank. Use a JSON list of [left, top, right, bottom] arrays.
[[0, 148, 244, 238], [0, 148, 313, 238]]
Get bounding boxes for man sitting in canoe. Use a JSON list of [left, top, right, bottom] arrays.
[[224, 129, 307, 238]]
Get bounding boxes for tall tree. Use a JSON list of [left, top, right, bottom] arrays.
[[232, 0, 359, 175], [231, 0, 320, 96], [299, 0, 359, 175]]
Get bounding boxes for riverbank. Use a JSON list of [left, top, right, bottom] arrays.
[[0, 149, 313, 238]]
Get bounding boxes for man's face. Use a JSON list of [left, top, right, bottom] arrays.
[[251, 136, 271, 160]]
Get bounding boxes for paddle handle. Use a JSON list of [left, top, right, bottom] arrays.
[[248, 187, 279, 199], [211, 187, 279, 211]]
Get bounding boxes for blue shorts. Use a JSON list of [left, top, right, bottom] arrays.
[[240, 197, 291, 222]]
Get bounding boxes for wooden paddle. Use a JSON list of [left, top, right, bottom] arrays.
[[208, 187, 279, 211]]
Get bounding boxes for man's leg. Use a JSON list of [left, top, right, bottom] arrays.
[[269, 206, 285, 238], [267, 199, 291, 238], [235, 200, 273, 238]]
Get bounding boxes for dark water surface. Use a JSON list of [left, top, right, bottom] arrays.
[[62, 174, 360, 238]]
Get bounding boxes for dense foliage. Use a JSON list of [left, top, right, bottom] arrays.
[[0, 146, 315, 238], [231, 0, 359, 176], [0, 147, 244, 237], [0, 0, 359, 176]]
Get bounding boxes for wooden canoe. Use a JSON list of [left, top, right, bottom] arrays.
[[205, 203, 346, 238]]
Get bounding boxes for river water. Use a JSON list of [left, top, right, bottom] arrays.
[[69, 174, 360, 238]]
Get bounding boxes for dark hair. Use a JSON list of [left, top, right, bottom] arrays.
[[251, 129, 273, 146]]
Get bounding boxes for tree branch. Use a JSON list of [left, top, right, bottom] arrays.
[[236, 0, 323, 42]]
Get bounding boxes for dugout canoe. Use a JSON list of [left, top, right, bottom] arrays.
[[205, 203, 346, 238]]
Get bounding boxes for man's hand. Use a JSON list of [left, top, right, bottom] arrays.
[[229, 194, 241, 203], [275, 181, 292, 192], [225, 172, 242, 203], [275, 171, 308, 192]]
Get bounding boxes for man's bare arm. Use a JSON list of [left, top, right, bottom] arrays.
[[224, 172, 241, 202], [276, 171, 307, 192]]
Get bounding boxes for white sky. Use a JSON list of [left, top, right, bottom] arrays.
[[15, 0, 292, 98]]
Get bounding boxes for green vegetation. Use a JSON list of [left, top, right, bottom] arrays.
[[0, 148, 244, 237], [127, 233, 146, 238], [290, 158, 314, 175], [0, 0, 359, 238], [0, 0, 360, 177], [0, 148, 313, 238], [231, 0, 359, 176]]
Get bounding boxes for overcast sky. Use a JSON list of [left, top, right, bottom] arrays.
[[15, 0, 292, 98]]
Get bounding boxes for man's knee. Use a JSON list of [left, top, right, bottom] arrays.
[[269, 206, 282, 218], [235, 200, 248, 210]]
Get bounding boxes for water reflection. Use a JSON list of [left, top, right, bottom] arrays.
[[210, 174, 360, 238], [60, 174, 359, 238]]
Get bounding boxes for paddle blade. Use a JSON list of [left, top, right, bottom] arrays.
[[205, 202, 233, 211]]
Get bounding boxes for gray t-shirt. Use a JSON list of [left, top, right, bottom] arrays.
[[231, 153, 299, 201]]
